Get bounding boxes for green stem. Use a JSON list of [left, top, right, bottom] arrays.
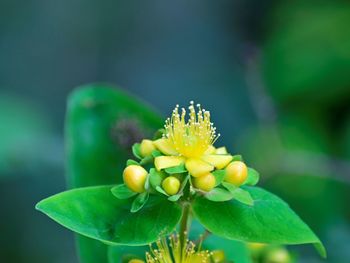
[[179, 183, 192, 257], [179, 203, 190, 246]]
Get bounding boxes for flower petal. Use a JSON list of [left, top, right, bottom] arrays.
[[153, 138, 178, 155], [215, 146, 228, 154], [185, 158, 214, 177], [154, 156, 185, 171], [202, 154, 233, 169]]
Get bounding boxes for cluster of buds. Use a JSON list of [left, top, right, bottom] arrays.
[[113, 102, 257, 211], [124, 139, 248, 195]]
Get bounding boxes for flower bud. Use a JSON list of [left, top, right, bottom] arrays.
[[123, 165, 148, 193], [224, 161, 248, 186], [140, 139, 156, 157], [128, 259, 145, 263], [264, 247, 292, 263], [193, 173, 216, 192], [162, 176, 181, 195], [211, 250, 226, 263]]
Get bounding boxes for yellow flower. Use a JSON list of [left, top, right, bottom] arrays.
[[145, 233, 212, 263], [153, 102, 233, 186], [165, 102, 218, 158]]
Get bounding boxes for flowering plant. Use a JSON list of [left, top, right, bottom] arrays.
[[36, 86, 325, 262]]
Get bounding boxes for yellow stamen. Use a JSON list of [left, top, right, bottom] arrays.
[[164, 102, 220, 158], [145, 233, 212, 263]]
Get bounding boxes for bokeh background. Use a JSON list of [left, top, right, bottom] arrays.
[[1, 0, 350, 262]]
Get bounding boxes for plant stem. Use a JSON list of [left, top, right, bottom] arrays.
[[179, 203, 190, 245], [179, 183, 191, 257]]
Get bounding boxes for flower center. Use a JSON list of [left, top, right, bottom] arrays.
[[145, 233, 211, 263], [164, 102, 220, 158]]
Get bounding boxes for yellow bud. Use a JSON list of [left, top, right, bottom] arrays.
[[248, 242, 267, 251], [202, 154, 233, 169], [154, 156, 185, 171], [225, 161, 248, 186], [128, 259, 145, 263], [215, 146, 228, 154], [123, 165, 148, 193], [153, 138, 178, 155], [162, 176, 181, 195], [139, 139, 156, 157], [211, 250, 226, 263], [264, 248, 292, 263], [185, 158, 214, 177], [193, 173, 216, 192]]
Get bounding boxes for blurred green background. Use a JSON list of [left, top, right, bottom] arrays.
[[0, 0, 349, 262]]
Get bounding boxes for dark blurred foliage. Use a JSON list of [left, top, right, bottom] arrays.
[[0, 0, 349, 262]]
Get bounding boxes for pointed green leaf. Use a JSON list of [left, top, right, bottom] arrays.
[[205, 188, 234, 202], [244, 168, 260, 186], [65, 84, 163, 263], [193, 186, 325, 257], [155, 186, 169, 196], [36, 185, 182, 246], [232, 155, 243, 162], [168, 194, 182, 202], [151, 150, 163, 158], [132, 143, 142, 160], [131, 192, 149, 213], [126, 159, 139, 166], [111, 184, 137, 199], [212, 169, 226, 186], [222, 182, 254, 206], [140, 155, 153, 165], [164, 163, 187, 174], [149, 168, 166, 189]]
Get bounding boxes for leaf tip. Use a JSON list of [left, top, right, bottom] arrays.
[[314, 242, 327, 258], [35, 199, 46, 212]]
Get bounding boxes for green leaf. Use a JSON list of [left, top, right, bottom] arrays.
[[140, 155, 153, 165], [151, 150, 163, 158], [244, 168, 260, 186], [168, 194, 182, 202], [36, 185, 182, 246], [111, 184, 137, 199], [66, 85, 162, 188], [222, 182, 254, 206], [212, 169, 226, 186], [126, 159, 139, 166], [132, 143, 142, 160], [131, 192, 149, 213], [192, 186, 326, 257], [149, 168, 166, 189], [65, 84, 163, 263], [155, 186, 169, 196], [232, 155, 243, 162], [164, 163, 187, 174], [205, 188, 233, 202]]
